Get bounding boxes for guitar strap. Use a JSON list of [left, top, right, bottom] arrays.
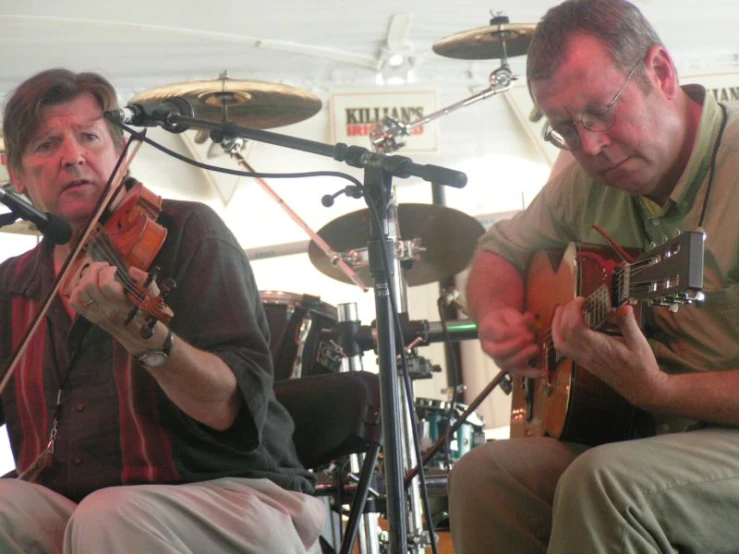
[[697, 103, 727, 230]]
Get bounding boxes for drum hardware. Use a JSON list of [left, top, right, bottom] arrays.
[[370, 63, 517, 153], [371, 13, 534, 154], [308, 203, 484, 288], [339, 316, 478, 355], [403, 351, 442, 381], [330, 238, 426, 274], [260, 291, 342, 380]]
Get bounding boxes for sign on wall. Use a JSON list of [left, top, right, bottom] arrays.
[[329, 90, 439, 153]]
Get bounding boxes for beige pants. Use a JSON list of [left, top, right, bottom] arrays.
[[0, 477, 325, 554], [448, 427, 739, 553]]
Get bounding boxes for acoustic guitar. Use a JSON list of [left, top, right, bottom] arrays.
[[509, 231, 705, 445]]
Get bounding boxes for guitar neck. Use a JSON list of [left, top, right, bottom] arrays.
[[583, 284, 614, 330]]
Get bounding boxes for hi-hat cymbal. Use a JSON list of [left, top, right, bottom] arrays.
[[128, 76, 322, 129], [308, 204, 484, 287], [433, 21, 536, 60]]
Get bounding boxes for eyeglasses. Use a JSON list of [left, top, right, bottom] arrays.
[[543, 61, 642, 151]]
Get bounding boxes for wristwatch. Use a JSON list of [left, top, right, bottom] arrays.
[[138, 329, 174, 368]]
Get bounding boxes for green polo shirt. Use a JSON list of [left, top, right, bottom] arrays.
[[479, 86, 738, 385]]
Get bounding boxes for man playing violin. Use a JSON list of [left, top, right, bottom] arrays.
[[0, 68, 325, 553], [448, 0, 739, 553]]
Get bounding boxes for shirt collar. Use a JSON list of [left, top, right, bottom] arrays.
[[638, 84, 723, 216]]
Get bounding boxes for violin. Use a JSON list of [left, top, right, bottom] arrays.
[[61, 177, 176, 337]]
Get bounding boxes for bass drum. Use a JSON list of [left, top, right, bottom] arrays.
[[260, 291, 342, 380]]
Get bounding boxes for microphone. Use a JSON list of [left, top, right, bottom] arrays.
[[104, 97, 194, 133], [0, 187, 73, 245], [348, 317, 478, 352]]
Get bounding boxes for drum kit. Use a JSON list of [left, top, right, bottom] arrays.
[[1, 13, 537, 554]]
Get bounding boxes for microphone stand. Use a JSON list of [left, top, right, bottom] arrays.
[[363, 161, 407, 554], [114, 112, 467, 554]]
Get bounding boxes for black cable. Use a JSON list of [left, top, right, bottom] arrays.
[[116, 123, 365, 189]]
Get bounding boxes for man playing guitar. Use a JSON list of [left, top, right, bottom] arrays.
[[448, 1, 739, 553]]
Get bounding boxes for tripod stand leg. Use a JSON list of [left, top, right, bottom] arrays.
[[340, 442, 382, 554]]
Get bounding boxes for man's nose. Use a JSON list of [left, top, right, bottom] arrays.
[[577, 124, 610, 156], [60, 137, 85, 168]]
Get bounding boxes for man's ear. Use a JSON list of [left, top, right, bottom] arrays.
[[8, 168, 26, 196], [646, 45, 678, 99]]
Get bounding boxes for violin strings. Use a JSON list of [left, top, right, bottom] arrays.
[[86, 230, 147, 303]]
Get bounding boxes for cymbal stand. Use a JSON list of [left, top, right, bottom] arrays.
[[220, 143, 369, 292], [384, 196, 428, 554], [370, 63, 517, 153]]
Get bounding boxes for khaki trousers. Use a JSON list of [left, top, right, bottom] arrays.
[[0, 477, 325, 553], [448, 428, 739, 553]]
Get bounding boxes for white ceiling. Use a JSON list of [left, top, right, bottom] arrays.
[[2, 0, 738, 108]]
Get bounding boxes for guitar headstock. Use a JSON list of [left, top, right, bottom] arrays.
[[618, 231, 705, 312]]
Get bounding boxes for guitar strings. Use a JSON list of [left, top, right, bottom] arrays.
[[535, 256, 661, 370]]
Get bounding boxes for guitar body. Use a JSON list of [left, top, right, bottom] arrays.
[[510, 243, 638, 445]]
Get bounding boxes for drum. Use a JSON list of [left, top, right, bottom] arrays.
[[415, 397, 485, 466], [260, 291, 342, 380]]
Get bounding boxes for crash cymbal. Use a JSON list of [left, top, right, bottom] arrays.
[[0, 219, 41, 237], [128, 75, 322, 129], [433, 19, 536, 60], [308, 204, 484, 287]]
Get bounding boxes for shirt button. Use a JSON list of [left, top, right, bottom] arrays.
[[74, 402, 86, 412], [652, 219, 661, 226], [72, 455, 83, 466]]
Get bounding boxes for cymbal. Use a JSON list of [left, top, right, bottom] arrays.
[[433, 22, 536, 60], [308, 204, 484, 287], [128, 76, 322, 129], [0, 219, 41, 237]]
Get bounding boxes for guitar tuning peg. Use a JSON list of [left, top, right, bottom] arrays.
[[682, 290, 705, 306]]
